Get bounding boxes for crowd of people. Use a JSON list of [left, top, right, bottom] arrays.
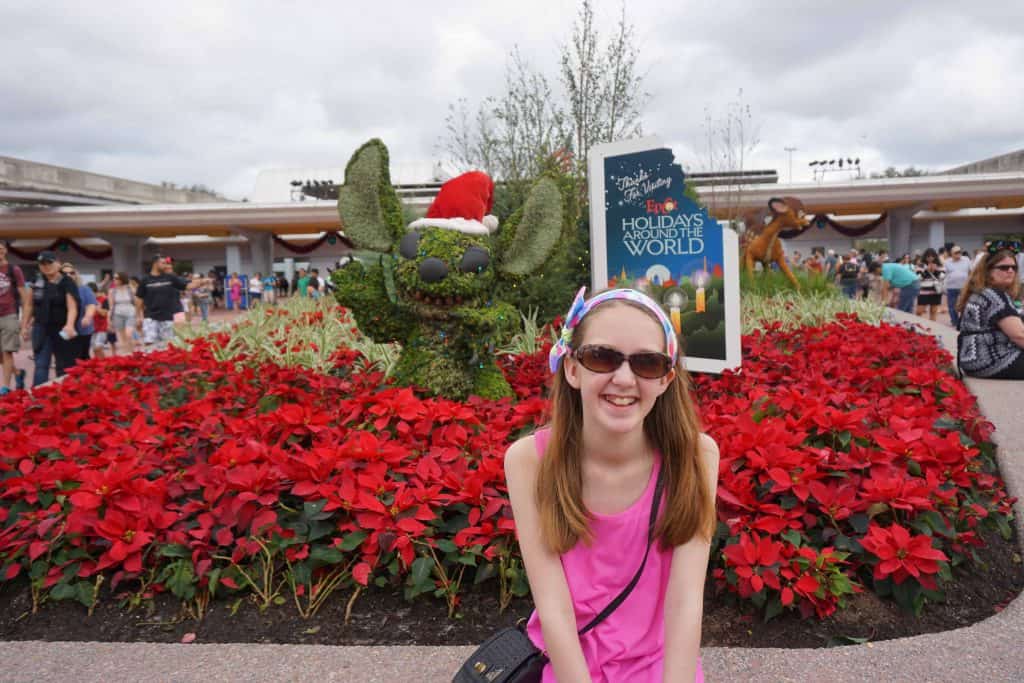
[[792, 243, 1023, 324], [791, 241, 1023, 379], [0, 250, 342, 393], [2, 240, 1019, 393]]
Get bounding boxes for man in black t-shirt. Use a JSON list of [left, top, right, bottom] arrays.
[[135, 256, 198, 348], [20, 251, 80, 387]]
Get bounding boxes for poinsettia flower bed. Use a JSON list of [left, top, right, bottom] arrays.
[[0, 314, 1014, 624], [699, 315, 1015, 617]]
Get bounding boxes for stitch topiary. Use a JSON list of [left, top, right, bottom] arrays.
[[333, 139, 574, 400]]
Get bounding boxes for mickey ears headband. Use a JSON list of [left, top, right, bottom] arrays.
[[548, 287, 679, 374]]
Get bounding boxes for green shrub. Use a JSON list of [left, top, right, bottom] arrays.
[[741, 291, 885, 334], [740, 267, 838, 296], [175, 297, 400, 375]]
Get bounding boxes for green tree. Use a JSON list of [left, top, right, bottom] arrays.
[[440, 0, 647, 189], [702, 89, 760, 228]]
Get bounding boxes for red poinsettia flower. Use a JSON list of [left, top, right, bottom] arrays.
[[721, 532, 784, 597], [94, 509, 155, 573], [860, 523, 948, 588]]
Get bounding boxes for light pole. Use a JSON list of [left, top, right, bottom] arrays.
[[784, 146, 797, 183]]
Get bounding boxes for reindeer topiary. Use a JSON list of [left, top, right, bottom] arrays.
[[741, 196, 810, 289]]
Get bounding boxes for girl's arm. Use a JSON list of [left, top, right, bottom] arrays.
[[504, 436, 593, 683], [663, 433, 720, 683]]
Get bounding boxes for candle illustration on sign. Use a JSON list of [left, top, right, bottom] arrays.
[[693, 256, 709, 313], [663, 287, 688, 334]]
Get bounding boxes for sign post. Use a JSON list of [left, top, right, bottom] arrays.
[[588, 136, 741, 373]]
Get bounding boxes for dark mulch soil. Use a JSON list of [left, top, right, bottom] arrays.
[[1, 529, 1020, 648]]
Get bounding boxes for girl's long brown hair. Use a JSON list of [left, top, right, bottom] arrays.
[[536, 300, 716, 553], [956, 249, 1022, 314]]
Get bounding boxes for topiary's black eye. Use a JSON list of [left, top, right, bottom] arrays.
[[459, 246, 490, 273], [399, 232, 420, 259]]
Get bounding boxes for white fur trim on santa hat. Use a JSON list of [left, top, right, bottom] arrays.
[[407, 215, 499, 235]]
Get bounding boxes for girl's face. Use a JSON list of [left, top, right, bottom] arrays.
[[563, 303, 675, 438], [988, 256, 1018, 290]]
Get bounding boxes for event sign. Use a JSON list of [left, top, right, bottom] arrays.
[[588, 137, 741, 373]]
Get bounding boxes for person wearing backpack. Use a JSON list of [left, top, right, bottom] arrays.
[[0, 242, 30, 395], [835, 252, 862, 299]]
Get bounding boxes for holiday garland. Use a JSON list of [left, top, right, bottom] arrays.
[[4, 233, 355, 261], [778, 213, 889, 240], [272, 231, 352, 254], [3, 237, 113, 261]]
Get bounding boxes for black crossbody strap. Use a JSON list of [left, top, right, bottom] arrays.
[[577, 463, 665, 637]]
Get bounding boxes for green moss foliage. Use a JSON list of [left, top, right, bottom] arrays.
[[337, 139, 404, 253], [496, 171, 584, 322], [499, 176, 563, 276], [394, 229, 497, 303], [331, 257, 412, 343], [332, 139, 574, 400]]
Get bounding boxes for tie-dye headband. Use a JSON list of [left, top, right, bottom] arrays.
[[548, 286, 679, 373]]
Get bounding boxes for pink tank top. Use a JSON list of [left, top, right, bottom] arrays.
[[525, 428, 703, 683]]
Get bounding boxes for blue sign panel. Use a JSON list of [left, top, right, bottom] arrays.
[[589, 137, 741, 373]]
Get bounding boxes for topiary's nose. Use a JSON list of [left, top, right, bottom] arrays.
[[419, 257, 448, 283]]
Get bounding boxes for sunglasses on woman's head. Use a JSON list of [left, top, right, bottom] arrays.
[[573, 344, 674, 379]]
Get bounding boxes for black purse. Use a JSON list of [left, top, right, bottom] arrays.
[[453, 469, 665, 683]]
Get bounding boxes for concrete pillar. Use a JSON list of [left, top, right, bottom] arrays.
[[99, 234, 147, 275], [225, 245, 242, 275], [886, 209, 914, 258], [928, 220, 945, 250], [235, 228, 274, 276]]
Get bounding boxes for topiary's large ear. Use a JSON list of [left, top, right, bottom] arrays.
[[497, 175, 568, 277], [336, 139, 405, 253]]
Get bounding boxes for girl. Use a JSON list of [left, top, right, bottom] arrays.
[[108, 273, 136, 354], [228, 273, 243, 311], [88, 283, 112, 359], [915, 248, 945, 321], [505, 287, 719, 682]]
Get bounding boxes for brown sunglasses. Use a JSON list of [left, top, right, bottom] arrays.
[[573, 344, 674, 379]]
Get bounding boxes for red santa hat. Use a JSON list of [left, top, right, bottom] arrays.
[[407, 170, 499, 235]]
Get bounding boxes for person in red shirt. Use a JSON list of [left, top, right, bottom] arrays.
[[88, 283, 112, 359], [0, 242, 30, 395], [805, 255, 824, 274]]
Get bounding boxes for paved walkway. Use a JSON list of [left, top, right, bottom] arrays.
[[1, 309, 1021, 681]]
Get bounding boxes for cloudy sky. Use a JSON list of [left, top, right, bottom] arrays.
[[3, 1, 1022, 200]]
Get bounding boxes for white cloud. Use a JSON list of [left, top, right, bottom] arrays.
[[1, 0, 1021, 198]]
